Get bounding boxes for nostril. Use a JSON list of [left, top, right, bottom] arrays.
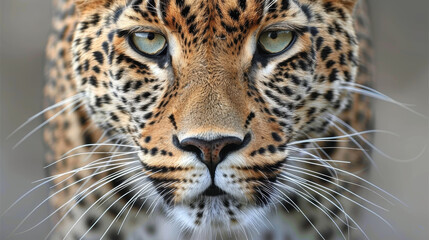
[[172, 133, 251, 177], [185, 145, 204, 160], [218, 133, 251, 161], [173, 135, 207, 160]]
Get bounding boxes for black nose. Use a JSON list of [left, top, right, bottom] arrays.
[[173, 134, 251, 179]]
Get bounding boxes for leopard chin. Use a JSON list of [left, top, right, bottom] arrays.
[[165, 195, 271, 231]]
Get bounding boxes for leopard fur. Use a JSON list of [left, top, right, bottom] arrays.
[[43, 0, 374, 239]]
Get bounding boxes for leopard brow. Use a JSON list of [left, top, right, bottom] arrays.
[[118, 26, 164, 36], [263, 22, 307, 32]]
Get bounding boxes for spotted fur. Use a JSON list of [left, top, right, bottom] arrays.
[[43, 0, 375, 239]]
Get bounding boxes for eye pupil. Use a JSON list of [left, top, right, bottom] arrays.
[[268, 32, 278, 39], [147, 32, 155, 40]]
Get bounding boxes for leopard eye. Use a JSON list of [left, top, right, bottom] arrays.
[[258, 30, 295, 55], [131, 32, 167, 56]]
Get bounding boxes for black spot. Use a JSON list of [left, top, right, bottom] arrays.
[[229, 9, 240, 21], [329, 68, 339, 82], [316, 37, 324, 50], [108, 232, 124, 240], [181, 5, 190, 17], [326, 60, 336, 68], [321, 46, 332, 61], [92, 66, 100, 73], [271, 132, 282, 142], [300, 4, 312, 20], [335, 39, 342, 50], [89, 76, 98, 87], [85, 216, 100, 230], [324, 90, 334, 101], [113, 7, 124, 22], [144, 112, 153, 119], [83, 37, 93, 51], [102, 41, 109, 54], [309, 91, 320, 100], [307, 107, 316, 117], [238, 0, 246, 10], [169, 114, 178, 129], [310, 27, 319, 36], [151, 148, 158, 156], [176, 0, 184, 8], [267, 145, 277, 153], [283, 86, 293, 96], [93, 51, 104, 64], [108, 31, 115, 42], [280, 0, 289, 10], [83, 132, 93, 145], [110, 112, 120, 122]]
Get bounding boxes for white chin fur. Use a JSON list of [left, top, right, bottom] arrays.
[[166, 196, 271, 235]]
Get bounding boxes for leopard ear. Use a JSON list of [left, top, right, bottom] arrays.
[[324, 0, 359, 13]]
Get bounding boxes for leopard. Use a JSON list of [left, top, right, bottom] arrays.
[[40, 0, 377, 239]]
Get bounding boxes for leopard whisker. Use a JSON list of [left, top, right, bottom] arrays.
[[284, 157, 404, 205], [301, 131, 336, 165], [13, 100, 84, 149], [286, 156, 340, 172], [135, 190, 157, 217], [147, 182, 176, 216], [283, 164, 395, 205], [281, 170, 387, 212], [328, 117, 376, 172], [76, 172, 150, 240], [274, 180, 355, 239], [302, 146, 368, 152], [280, 172, 396, 233], [50, 159, 138, 189], [288, 156, 351, 164], [40, 155, 139, 184], [92, 170, 150, 208], [98, 176, 156, 240], [287, 146, 338, 178], [329, 114, 427, 163], [2, 156, 134, 222], [117, 180, 156, 234], [60, 168, 151, 239], [139, 181, 169, 217], [73, 137, 127, 199], [275, 182, 351, 240], [16, 165, 142, 236], [281, 178, 367, 239], [45, 150, 140, 169], [8, 92, 85, 139], [340, 82, 425, 118], [288, 130, 384, 146], [60, 143, 139, 159], [271, 185, 325, 239]]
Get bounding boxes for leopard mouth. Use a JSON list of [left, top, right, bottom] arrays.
[[202, 184, 226, 196]]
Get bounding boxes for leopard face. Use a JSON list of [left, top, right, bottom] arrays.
[[71, 0, 359, 231]]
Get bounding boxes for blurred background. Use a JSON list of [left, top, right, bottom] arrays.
[[0, 0, 428, 239]]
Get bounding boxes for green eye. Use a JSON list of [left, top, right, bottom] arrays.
[[258, 30, 295, 54], [131, 32, 167, 56]]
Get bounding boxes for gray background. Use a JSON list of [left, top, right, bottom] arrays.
[[0, 0, 428, 239]]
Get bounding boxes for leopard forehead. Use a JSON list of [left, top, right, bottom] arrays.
[[69, 0, 359, 229]]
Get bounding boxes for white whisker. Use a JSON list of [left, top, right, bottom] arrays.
[[8, 93, 85, 138]]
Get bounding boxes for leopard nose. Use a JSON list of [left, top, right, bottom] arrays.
[[173, 134, 251, 178]]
